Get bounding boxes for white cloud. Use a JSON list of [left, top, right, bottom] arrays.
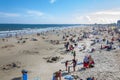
[[74, 9, 120, 24], [50, 0, 56, 4], [95, 11, 120, 15], [27, 10, 44, 17], [0, 12, 20, 17]]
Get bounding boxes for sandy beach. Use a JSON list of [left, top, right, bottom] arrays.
[[0, 26, 120, 80]]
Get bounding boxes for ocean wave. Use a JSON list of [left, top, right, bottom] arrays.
[[0, 25, 82, 38]]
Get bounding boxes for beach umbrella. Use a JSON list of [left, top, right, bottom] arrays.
[[64, 75, 74, 80]]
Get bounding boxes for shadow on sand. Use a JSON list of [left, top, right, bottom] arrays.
[[11, 77, 22, 80]]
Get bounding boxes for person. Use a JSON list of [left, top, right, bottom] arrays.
[[77, 37, 80, 42], [54, 72, 59, 80], [83, 56, 89, 68], [2, 38, 5, 42], [106, 40, 109, 44], [87, 77, 96, 80], [87, 77, 92, 80], [64, 42, 69, 51], [68, 66, 70, 73], [92, 77, 96, 80], [21, 69, 28, 80], [69, 45, 74, 51], [58, 69, 62, 80], [100, 44, 103, 50], [65, 61, 68, 71], [90, 48, 95, 53], [72, 59, 77, 71], [88, 55, 95, 68], [62, 36, 65, 40], [111, 37, 115, 42], [73, 51, 76, 59]]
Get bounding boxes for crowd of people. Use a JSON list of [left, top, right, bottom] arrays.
[[52, 26, 120, 80]]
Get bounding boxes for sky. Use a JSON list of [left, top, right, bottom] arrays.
[[0, 0, 120, 24]]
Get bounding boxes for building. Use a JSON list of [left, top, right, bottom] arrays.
[[117, 20, 120, 27]]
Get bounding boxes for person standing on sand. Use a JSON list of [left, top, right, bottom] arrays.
[[100, 44, 103, 50], [65, 42, 69, 51], [73, 50, 76, 59], [72, 59, 77, 71], [65, 61, 68, 71], [58, 69, 62, 80], [54, 72, 59, 80]]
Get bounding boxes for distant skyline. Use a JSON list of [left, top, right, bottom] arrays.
[[0, 0, 120, 24]]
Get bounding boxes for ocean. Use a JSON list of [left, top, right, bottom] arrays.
[[0, 24, 82, 38]]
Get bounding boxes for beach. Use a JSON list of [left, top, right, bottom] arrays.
[[0, 26, 120, 80]]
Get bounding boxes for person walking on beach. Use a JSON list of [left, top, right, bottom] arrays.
[[58, 69, 62, 80], [73, 50, 76, 59], [65, 42, 69, 51], [72, 59, 77, 71], [65, 60, 68, 71], [72, 50, 76, 59], [100, 44, 103, 50]]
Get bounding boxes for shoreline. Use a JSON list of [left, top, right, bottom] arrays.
[[0, 24, 85, 38]]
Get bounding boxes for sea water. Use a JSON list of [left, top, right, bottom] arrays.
[[0, 24, 82, 38]]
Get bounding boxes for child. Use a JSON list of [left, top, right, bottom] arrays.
[[65, 61, 68, 71]]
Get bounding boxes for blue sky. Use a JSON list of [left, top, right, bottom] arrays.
[[0, 0, 120, 24]]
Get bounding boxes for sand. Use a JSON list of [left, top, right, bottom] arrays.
[[0, 26, 120, 80]]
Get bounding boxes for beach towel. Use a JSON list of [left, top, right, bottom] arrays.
[[77, 62, 83, 65], [64, 75, 74, 80]]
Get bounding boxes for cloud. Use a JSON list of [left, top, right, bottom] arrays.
[[74, 9, 120, 24], [95, 11, 120, 15], [0, 12, 20, 17], [50, 0, 56, 4], [27, 10, 44, 17]]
